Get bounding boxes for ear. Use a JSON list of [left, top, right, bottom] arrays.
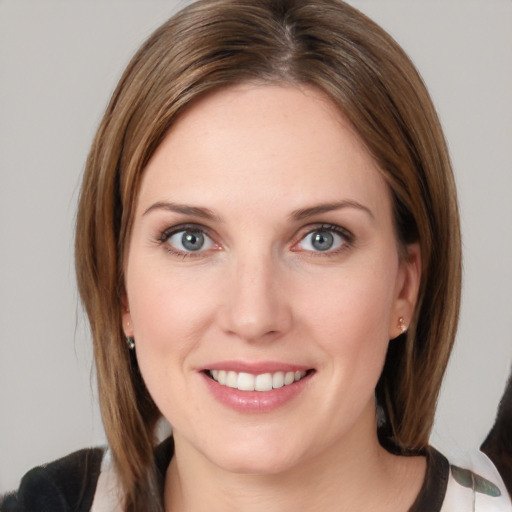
[[121, 292, 134, 337], [389, 242, 422, 339]]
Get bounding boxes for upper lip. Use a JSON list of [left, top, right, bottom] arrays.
[[199, 361, 312, 374]]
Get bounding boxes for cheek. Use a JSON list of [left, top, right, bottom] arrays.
[[299, 265, 397, 374], [125, 260, 217, 363], [305, 267, 396, 336], [125, 263, 216, 419]]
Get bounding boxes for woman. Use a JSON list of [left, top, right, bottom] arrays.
[[2, 0, 510, 511]]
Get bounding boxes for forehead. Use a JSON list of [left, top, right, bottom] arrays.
[[138, 84, 391, 217]]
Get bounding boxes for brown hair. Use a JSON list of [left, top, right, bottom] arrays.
[[75, 0, 461, 509]]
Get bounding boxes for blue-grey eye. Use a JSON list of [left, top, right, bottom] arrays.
[[297, 228, 346, 252], [167, 229, 214, 252], [311, 231, 334, 251]]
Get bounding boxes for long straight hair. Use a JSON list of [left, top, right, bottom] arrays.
[[75, 0, 461, 509]]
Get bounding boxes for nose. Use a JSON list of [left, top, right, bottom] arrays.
[[218, 252, 292, 342]]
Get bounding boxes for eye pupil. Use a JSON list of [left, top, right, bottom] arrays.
[[312, 230, 334, 251], [182, 230, 204, 251]]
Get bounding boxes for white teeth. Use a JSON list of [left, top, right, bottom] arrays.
[[237, 372, 255, 391], [284, 371, 295, 385], [209, 369, 307, 391], [272, 371, 284, 389], [226, 371, 238, 388], [255, 373, 273, 392]]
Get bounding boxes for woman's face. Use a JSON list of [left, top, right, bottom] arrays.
[[123, 84, 420, 474]]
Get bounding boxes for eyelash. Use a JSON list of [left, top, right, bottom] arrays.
[[157, 223, 217, 258], [292, 224, 354, 256], [155, 222, 355, 258]]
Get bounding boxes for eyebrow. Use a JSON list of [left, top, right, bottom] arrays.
[[290, 201, 374, 221], [143, 199, 373, 222], [143, 201, 222, 222]]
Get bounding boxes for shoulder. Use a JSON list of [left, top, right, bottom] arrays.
[[1, 447, 104, 512], [90, 436, 175, 512], [441, 450, 512, 512]]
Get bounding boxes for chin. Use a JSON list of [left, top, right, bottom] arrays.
[[213, 451, 300, 476], [203, 433, 305, 476]]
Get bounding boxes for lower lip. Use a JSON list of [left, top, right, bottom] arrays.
[[201, 371, 313, 413]]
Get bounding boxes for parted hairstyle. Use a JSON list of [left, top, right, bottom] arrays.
[[75, 0, 461, 509]]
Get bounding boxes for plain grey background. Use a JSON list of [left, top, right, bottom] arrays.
[[1, 0, 511, 493]]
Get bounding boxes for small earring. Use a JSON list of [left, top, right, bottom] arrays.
[[126, 336, 135, 350], [398, 317, 407, 334]]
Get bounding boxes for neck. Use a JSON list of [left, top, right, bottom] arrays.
[[164, 407, 426, 512]]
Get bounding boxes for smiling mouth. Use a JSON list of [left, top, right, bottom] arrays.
[[206, 369, 311, 392]]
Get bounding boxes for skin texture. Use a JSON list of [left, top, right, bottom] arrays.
[[123, 84, 424, 511]]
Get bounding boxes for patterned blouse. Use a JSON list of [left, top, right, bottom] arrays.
[[2, 438, 511, 511]]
